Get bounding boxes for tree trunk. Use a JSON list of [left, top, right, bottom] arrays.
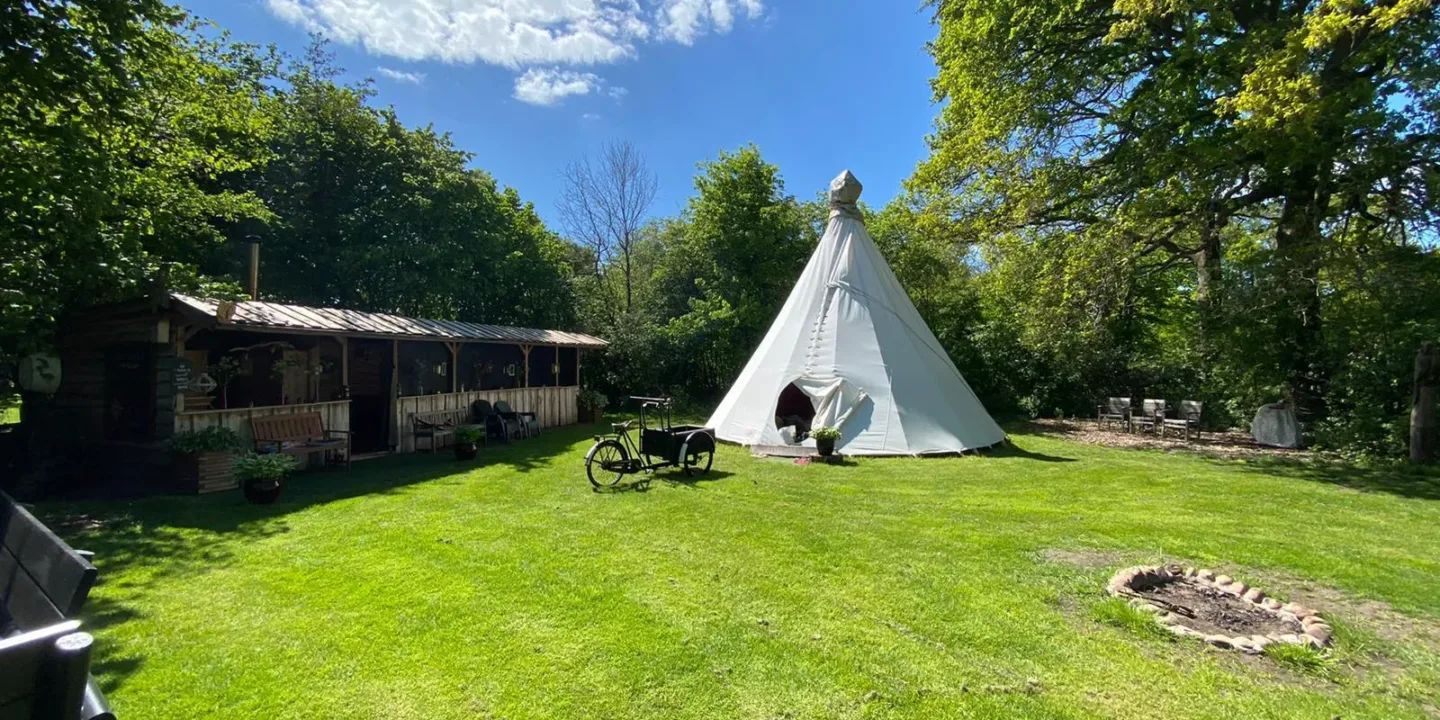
[[1274, 172, 1330, 423], [1192, 209, 1224, 357], [1413, 342, 1438, 464]]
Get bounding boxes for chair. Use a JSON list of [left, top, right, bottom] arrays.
[[472, 400, 518, 444], [1162, 400, 1203, 440], [494, 400, 540, 438], [1096, 397, 1133, 432], [1133, 399, 1167, 433]]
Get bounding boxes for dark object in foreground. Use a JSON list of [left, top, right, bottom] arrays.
[[1415, 342, 1437, 464], [0, 491, 114, 719], [586, 397, 716, 488]]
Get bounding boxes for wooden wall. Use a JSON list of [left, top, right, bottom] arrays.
[[175, 400, 351, 450], [394, 386, 578, 453]]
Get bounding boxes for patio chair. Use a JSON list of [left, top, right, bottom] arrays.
[[494, 400, 540, 438], [1162, 400, 1203, 441], [1133, 399, 1167, 434], [472, 400, 519, 444], [1096, 397, 1133, 432]]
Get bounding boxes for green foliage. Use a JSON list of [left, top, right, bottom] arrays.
[[167, 427, 245, 454], [1265, 642, 1334, 676], [810, 426, 841, 441], [909, 0, 1440, 451], [1090, 597, 1173, 642], [453, 426, 483, 445], [1, 4, 277, 370], [580, 145, 815, 403], [232, 452, 300, 481], [578, 388, 609, 410]]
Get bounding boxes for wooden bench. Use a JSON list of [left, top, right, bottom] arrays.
[[411, 409, 476, 453], [2, 491, 113, 720], [250, 412, 350, 469]]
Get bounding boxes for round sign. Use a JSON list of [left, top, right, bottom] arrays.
[[192, 373, 219, 393]]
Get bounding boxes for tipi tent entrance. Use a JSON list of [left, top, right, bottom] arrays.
[[774, 382, 816, 442]]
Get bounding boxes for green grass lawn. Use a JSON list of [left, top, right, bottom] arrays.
[[38, 425, 1440, 719]]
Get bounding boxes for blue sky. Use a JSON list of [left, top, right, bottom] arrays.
[[179, 0, 941, 226]]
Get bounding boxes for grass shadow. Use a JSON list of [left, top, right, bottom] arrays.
[[1208, 455, 1440, 501], [990, 442, 1078, 463]]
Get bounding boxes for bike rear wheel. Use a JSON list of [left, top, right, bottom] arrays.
[[587, 439, 630, 488], [681, 432, 715, 477]]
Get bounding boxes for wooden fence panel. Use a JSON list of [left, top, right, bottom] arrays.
[[394, 386, 578, 453]]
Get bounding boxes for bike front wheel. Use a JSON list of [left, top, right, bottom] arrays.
[[586, 439, 630, 488]]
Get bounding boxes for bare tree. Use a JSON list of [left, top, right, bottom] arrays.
[[558, 140, 657, 312]]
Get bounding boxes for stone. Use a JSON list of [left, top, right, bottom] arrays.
[[1301, 615, 1325, 628], [1243, 588, 1266, 603], [1159, 613, 1180, 625], [1305, 624, 1333, 645], [1250, 635, 1273, 650], [1136, 603, 1162, 614], [1261, 598, 1283, 610], [1183, 567, 1197, 578], [1277, 634, 1304, 645], [1169, 625, 1199, 637], [1232, 638, 1260, 654], [1225, 581, 1248, 596], [1197, 569, 1215, 581], [1286, 603, 1317, 619], [1215, 574, 1234, 586], [1252, 402, 1302, 448], [1205, 635, 1234, 649]]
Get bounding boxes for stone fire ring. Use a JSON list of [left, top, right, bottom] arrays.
[[1106, 565, 1333, 654]]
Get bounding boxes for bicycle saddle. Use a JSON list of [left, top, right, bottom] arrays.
[[612, 420, 633, 431]]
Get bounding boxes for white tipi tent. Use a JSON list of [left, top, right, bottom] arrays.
[[705, 170, 1006, 456]]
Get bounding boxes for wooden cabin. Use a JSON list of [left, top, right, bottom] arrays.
[[26, 291, 606, 495]]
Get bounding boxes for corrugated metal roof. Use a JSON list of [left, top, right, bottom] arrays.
[[171, 294, 608, 349]]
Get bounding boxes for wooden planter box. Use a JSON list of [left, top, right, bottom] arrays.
[[580, 404, 605, 423], [173, 451, 239, 494]]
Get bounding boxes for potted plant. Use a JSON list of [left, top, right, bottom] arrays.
[[233, 452, 299, 504], [578, 388, 608, 423], [168, 427, 246, 494], [453, 425, 482, 461], [812, 426, 841, 457]]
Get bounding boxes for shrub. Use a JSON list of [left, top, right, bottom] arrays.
[[233, 453, 299, 481], [454, 426, 483, 444], [811, 426, 841, 441], [168, 427, 246, 454], [578, 388, 609, 410]]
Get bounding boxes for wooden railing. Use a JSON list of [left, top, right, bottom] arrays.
[[176, 400, 351, 447], [394, 386, 579, 453]]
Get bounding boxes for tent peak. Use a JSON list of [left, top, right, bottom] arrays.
[[829, 170, 863, 220]]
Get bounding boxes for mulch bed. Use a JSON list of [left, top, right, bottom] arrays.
[[1023, 419, 1310, 461]]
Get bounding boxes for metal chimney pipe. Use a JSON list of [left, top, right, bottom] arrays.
[[246, 236, 260, 300]]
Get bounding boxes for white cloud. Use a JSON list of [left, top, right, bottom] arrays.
[[513, 67, 604, 105], [581, 112, 602, 121], [607, 86, 628, 101], [376, 66, 427, 84], [265, 0, 764, 67]]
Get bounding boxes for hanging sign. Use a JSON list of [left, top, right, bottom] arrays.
[[172, 357, 194, 392]]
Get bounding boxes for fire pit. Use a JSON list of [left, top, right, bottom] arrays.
[[1106, 565, 1333, 653]]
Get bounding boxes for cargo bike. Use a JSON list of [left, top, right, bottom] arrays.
[[585, 397, 716, 488]]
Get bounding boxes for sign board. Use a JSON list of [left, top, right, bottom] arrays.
[[172, 357, 194, 392]]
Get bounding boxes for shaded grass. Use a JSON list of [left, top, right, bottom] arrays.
[[36, 424, 1440, 719]]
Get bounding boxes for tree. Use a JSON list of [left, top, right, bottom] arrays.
[[1, 4, 276, 371], [558, 140, 658, 314], [915, 0, 1440, 420]]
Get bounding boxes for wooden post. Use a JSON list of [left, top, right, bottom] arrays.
[[173, 325, 190, 415], [447, 342, 459, 393], [522, 345, 532, 389], [576, 349, 582, 388], [389, 339, 400, 450], [336, 336, 350, 387], [1413, 342, 1438, 464]]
